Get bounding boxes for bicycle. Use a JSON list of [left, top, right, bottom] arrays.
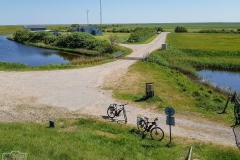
[[107, 103, 127, 124], [137, 116, 164, 141]]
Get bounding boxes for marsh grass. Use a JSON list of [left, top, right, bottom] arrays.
[[0, 59, 115, 71], [0, 118, 239, 160], [70, 56, 108, 65]]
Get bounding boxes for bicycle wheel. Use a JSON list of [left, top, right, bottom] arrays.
[[137, 117, 146, 132], [150, 127, 164, 141], [123, 109, 127, 124], [107, 107, 115, 118]]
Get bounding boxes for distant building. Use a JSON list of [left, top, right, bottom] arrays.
[[24, 25, 47, 31], [73, 26, 102, 36], [24, 25, 60, 36]]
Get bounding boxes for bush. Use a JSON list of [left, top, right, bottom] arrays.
[[29, 31, 52, 43], [157, 27, 164, 32], [44, 35, 58, 45], [13, 30, 117, 54], [13, 29, 31, 43], [174, 26, 187, 33], [55, 32, 95, 48]]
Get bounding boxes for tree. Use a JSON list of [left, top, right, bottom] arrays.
[[108, 34, 119, 46], [71, 24, 80, 28], [157, 27, 164, 32], [13, 30, 31, 43]]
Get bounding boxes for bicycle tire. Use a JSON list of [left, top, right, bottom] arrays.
[[107, 107, 115, 118], [123, 109, 127, 124], [137, 117, 147, 132], [150, 127, 164, 141]]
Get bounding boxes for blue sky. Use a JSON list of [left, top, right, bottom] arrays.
[[1, 0, 240, 25]]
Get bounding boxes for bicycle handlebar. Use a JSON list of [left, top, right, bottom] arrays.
[[118, 103, 128, 106], [143, 117, 158, 122]]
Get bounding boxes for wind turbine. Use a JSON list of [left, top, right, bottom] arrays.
[[86, 9, 89, 25], [100, 0, 102, 25]]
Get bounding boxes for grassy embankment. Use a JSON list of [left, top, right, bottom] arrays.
[[112, 32, 240, 126], [0, 118, 239, 160]]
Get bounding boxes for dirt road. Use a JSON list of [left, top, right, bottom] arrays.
[[0, 32, 236, 146]]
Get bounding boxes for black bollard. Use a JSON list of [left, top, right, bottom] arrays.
[[49, 120, 55, 128]]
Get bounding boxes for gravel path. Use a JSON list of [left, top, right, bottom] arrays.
[[0, 32, 236, 146]]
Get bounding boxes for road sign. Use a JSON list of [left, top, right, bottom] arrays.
[[166, 116, 175, 125], [165, 106, 175, 117]]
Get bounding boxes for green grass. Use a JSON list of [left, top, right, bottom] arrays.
[[167, 33, 240, 51], [0, 26, 23, 34], [96, 32, 158, 44], [0, 118, 239, 160], [95, 32, 130, 43], [0, 60, 112, 71], [161, 33, 240, 71]]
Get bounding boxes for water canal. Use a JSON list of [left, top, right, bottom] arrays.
[[197, 70, 240, 93], [0, 34, 78, 66]]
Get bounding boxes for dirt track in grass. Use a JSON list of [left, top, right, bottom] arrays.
[[0, 32, 237, 147]]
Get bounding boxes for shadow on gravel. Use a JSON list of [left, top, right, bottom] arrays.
[[232, 125, 240, 149]]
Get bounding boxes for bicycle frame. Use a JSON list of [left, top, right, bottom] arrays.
[[109, 104, 124, 117], [145, 119, 157, 132]]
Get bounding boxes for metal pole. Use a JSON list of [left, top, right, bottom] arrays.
[[86, 10, 89, 25], [100, 0, 102, 25], [170, 125, 172, 143]]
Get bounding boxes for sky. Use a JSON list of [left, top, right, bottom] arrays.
[[1, 0, 240, 25]]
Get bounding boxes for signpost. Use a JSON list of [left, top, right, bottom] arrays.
[[165, 106, 175, 144]]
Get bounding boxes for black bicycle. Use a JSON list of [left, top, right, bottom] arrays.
[[107, 103, 127, 124], [137, 116, 164, 141]]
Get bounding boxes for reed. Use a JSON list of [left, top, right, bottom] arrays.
[[70, 56, 108, 65]]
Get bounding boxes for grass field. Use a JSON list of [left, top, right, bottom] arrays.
[[101, 23, 240, 33], [0, 26, 23, 34], [0, 117, 239, 160], [2, 23, 240, 35], [167, 33, 240, 51], [162, 33, 240, 71]]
